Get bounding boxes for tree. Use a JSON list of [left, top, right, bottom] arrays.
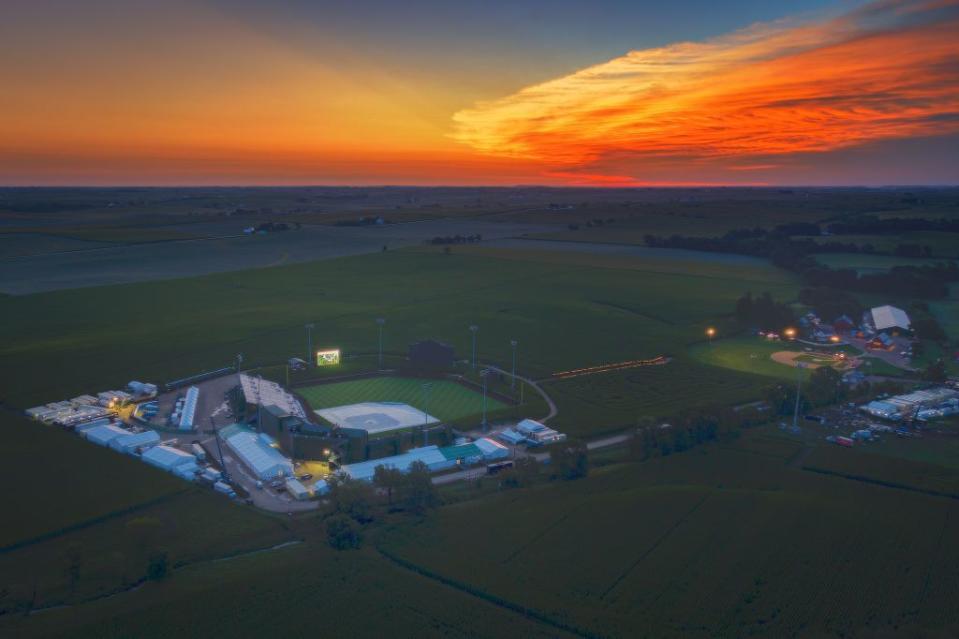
[[396, 461, 439, 514], [146, 550, 168, 581], [373, 465, 404, 507], [806, 366, 844, 406], [923, 359, 948, 383], [549, 440, 588, 480], [327, 475, 379, 523], [501, 456, 541, 488], [325, 514, 363, 550], [671, 429, 690, 453], [913, 317, 948, 342]]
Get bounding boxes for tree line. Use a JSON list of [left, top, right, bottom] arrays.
[[644, 232, 959, 299]]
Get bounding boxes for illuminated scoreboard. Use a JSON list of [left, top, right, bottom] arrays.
[[316, 349, 341, 366]]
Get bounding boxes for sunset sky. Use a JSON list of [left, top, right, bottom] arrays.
[[1, 0, 957, 186]]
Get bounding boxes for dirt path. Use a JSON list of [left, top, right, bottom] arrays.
[[482, 364, 557, 423]]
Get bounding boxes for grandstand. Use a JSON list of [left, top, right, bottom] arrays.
[[239, 374, 308, 420]]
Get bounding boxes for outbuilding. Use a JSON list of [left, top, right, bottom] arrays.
[[110, 430, 161, 454], [221, 424, 294, 480], [142, 445, 197, 472], [870, 305, 911, 333], [83, 423, 129, 447]]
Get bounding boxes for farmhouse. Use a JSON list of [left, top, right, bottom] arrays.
[[867, 332, 895, 351]]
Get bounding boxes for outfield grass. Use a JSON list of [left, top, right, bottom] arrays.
[[688, 336, 812, 381], [298, 377, 507, 423]]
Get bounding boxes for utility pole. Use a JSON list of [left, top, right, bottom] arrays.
[[510, 339, 518, 391], [376, 318, 386, 369], [305, 323, 315, 365], [469, 325, 479, 371]]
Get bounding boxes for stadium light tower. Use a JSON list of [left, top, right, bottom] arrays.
[[422, 382, 433, 446], [480, 368, 491, 431], [305, 323, 315, 364], [469, 325, 479, 371], [376, 317, 386, 369], [792, 361, 805, 431], [510, 339, 518, 390]]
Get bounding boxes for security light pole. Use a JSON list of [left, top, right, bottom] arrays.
[[469, 325, 479, 371], [376, 318, 386, 369], [510, 339, 518, 390], [305, 323, 315, 365], [236, 353, 243, 373]]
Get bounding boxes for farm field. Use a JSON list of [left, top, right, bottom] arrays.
[[0, 219, 557, 294], [299, 377, 507, 423], [0, 246, 798, 410], [544, 359, 770, 437], [0, 413, 186, 550], [0, 487, 296, 616], [3, 539, 578, 639], [380, 439, 959, 638]]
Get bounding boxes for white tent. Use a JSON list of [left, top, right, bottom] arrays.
[[871, 305, 911, 332]]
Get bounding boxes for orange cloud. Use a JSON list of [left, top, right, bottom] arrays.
[[452, 0, 959, 170]]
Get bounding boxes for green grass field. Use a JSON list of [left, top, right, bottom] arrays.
[[298, 377, 507, 423], [689, 337, 812, 380]]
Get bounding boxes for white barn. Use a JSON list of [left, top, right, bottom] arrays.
[[870, 305, 911, 332]]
